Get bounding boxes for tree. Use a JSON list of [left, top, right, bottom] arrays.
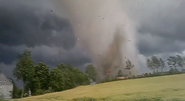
[[159, 58, 165, 72], [57, 64, 75, 89], [72, 68, 90, 86], [57, 63, 68, 70], [27, 62, 50, 95], [49, 68, 65, 91], [64, 64, 90, 86], [85, 64, 97, 82], [117, 70, 123, 77], [167, 56, 177, 69], [27, 77, 40, 95], [34, 62, 50, 90], [125, 59, 134, 77], [176, 55, 184, 71], [50, 64, 90, 91], [151, 56, 161, 73], [13, 49, 35, 98], [146, 59, 155, 73]]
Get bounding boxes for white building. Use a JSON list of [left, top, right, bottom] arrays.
[[0, 73, 13, 100]]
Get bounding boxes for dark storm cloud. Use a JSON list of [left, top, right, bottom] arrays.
[[132, 0, 185, 55], [0, 0, 91, 68], [30, 46, 92, 67], [0, 44, 21, 64], [0, 0, 76, 49]]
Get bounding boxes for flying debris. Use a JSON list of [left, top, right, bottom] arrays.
[[51, 10, 53, 12], [107, 70, 111, 74]]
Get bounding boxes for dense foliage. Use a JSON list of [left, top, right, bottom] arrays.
[[146, 55, 185, 74], [85, 64, 97, 82], [13, 50, 35, 97], [12, 50, 90, 98]]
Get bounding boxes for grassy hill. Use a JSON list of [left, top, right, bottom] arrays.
[[14, 74, 185, 101]]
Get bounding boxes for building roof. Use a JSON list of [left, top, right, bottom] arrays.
[[0, 73, 13, 85]]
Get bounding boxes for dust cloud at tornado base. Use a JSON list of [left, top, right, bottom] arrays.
[[53, 0, 139, 80]]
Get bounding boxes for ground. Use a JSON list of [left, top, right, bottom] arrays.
[[13, 74, 185, 101]]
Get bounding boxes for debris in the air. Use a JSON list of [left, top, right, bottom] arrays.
[[102, 18, 104, 20], [51, 10, 53, 12]]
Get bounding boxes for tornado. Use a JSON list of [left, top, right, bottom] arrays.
[[53, 0, 139, 81]]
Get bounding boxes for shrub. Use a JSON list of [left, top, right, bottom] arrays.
[[44, 90, 51, 94], [35, 89, 44, 95]]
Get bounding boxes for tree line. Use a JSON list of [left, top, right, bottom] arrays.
[[11, 50, 136, 98], [11, 49, 185, 98], [12, 49, 97, 98], [102, 55, 185, 83], [146, 55, 185, 74]]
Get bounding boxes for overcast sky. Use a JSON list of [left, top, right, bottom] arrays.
[[1, 0, 185, 87]]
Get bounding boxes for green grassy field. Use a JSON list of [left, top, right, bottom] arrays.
[[14, 74, 185, 101]]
